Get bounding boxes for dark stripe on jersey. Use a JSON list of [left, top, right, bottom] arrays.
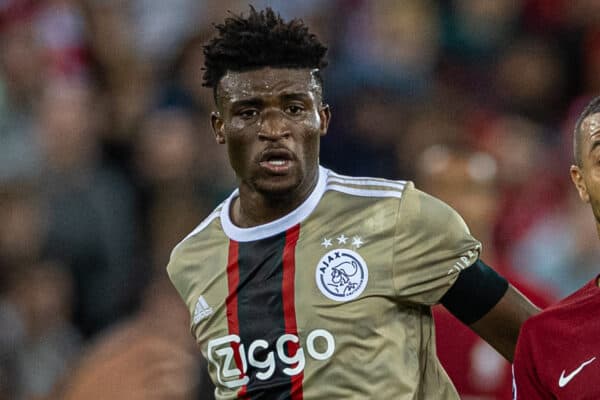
[[226, 240, 249, 399], [282, 225, 303, 400], [227, 225, 301, 400]]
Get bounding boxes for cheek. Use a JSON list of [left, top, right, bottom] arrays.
[[586, 167, 600, 195], [589, 178, 600, 201], [297, 121, 322, 158], [591, 166, 600, 183], [303, 112, 322, 132], [225, 132, 255, 172], [228, 117, 251, 132], [591, 197, 600, 223], [224, 120, 257, 147], [297, 112, 322, 139]]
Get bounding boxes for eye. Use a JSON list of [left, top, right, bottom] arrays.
[[238, 109, 258, 119], [285, 104, 305, 115]]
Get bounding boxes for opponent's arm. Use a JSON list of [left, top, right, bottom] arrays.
[[441, 259, 539, 362]]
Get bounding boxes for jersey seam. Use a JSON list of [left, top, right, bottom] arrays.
[[391, 189, 406, 299]]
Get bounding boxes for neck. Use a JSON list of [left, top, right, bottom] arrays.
[[232, 171, 319, 228]]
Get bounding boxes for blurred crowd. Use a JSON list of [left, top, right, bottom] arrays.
[[1, 0, 599, 399]]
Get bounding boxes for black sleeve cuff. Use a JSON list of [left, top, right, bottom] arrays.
[[440, 258, 509, 325]]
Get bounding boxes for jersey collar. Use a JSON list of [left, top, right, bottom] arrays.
[[221, 166, 328, 242]]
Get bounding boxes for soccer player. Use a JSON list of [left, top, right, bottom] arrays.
[[168, 7, 538, 399], [512, 97, 600, 399]]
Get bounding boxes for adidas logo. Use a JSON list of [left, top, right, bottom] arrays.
[[193, 295, 213, 324]]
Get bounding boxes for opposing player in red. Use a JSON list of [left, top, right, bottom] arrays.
[[512, 96, 600, 399]]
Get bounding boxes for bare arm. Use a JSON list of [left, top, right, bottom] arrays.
[[440, 259, 541, 362], [469, 284, 540, 362]]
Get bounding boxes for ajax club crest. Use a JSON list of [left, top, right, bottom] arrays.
[[316, 247, 368, 301]]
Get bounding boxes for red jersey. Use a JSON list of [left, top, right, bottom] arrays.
[[512, 275, 600, 399], [434, 271, 555, 400]]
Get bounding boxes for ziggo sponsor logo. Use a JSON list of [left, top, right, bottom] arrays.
[[207, 329, 335, 388]]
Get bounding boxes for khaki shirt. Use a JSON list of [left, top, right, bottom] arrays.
[[168, 167, 481, 399]]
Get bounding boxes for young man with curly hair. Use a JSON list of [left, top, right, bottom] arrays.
[[168, 7, 538, 399]]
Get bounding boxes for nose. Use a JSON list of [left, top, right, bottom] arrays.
[[257, 109, 291, 140]]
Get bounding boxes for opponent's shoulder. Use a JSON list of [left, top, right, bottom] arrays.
[[324, 169, 412, 200], [517, 303, 566, 356], [523, 279, 598, 333]]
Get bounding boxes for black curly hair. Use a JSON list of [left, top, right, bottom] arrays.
[[202, 6, 328, 98], [574, 96, 600, 166]]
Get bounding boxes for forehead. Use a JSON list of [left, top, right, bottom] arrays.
[[581, 113, 600, 143], [218, 67, 320, 102]]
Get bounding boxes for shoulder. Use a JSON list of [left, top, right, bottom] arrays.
[[167, 202, 225, 273], [322, 168, 471, 236], [521, 279, 598, 336], [323, 169, 411, 200], [394, 182, 471, 238], [314, 169, 413, 224]]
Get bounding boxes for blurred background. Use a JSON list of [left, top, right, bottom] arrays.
[[0, 0, 598, 399]]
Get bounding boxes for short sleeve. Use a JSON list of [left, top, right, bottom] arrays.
[[166, 243, 198, 330], [512, 321, 551, 399], [392, 184, 481, 305]]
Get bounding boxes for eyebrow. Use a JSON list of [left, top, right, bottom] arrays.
[[281, 92, 313, 101], [230, 92, 314, 106], [590, 138, 600, 154], [230, 98, 264, 108]]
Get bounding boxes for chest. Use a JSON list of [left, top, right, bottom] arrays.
[[192, 223, 414, 385], [538, 322, 600, 398], [199, 223, 399, 333]]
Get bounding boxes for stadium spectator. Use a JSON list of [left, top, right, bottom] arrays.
[[0, 183, 82, 399], [35, 78, 139, 337], [0, 7, 43, 184]]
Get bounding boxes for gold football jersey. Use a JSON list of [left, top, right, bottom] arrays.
[[168, 166, 481, 399]]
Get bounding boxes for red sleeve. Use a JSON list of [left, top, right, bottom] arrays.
[[512, 321, 552, 400]]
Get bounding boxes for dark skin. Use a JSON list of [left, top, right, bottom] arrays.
[[211, 67, 330, 227], [211, 66, 537, 361], [469, 285, 538, 361], [570, 112, 600, 287]]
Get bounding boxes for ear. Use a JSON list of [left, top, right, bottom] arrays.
[[570, 165, 590, 203], [318, 104, 331, 137], [211, 112, 226, 144]]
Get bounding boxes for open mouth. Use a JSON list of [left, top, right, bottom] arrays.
[[259, 148, 294, 173], [264, 159, 288, 166]]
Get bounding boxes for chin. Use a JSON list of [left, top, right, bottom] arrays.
[[257, 181, 300, 197], [255, 174, 304, 197]]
